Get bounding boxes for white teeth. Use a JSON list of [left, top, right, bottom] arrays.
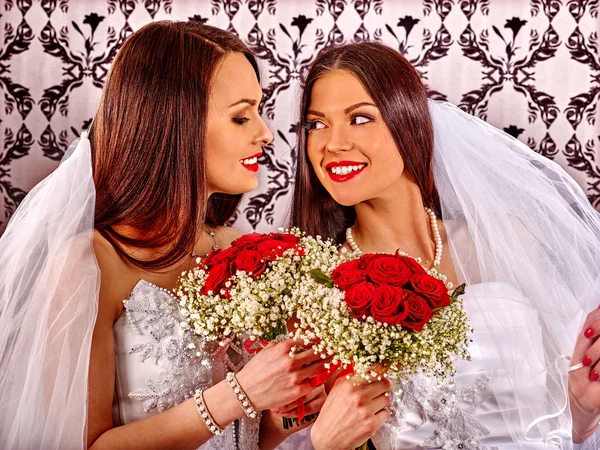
[[330, 164, 365, 175], [241, 157, 258, 165]]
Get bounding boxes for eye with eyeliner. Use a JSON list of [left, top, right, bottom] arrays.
[[350, 112, 374, 124], [232, 117, 250, 125], [304, 119, 323, 132], [303, 111, 374, 132]]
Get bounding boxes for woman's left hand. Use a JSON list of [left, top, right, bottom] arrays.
[[569, 307, 600, 443]]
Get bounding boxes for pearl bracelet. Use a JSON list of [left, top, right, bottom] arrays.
[[194, 388, 224, 436], [226, 371, 258, 419]]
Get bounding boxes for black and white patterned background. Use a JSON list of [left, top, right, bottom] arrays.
[[1, 0, 599, 235]]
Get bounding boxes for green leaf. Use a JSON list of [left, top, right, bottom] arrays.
[[450, 283, 466, 303], [309, 268, 334, 288]]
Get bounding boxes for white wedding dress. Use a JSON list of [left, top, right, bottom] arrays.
[[112, 279, 261, 449], [113, 279, 561, 450]]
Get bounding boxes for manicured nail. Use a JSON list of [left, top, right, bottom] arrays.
[[585, 327, 595, 338], [583, 356, 593, 366], [590, 371, 599, 381]]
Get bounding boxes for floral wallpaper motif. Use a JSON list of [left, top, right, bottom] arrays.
[[1, 0, 598, 234]]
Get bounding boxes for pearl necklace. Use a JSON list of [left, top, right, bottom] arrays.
[[346, 207, 443, 270], [191, 228, 219, 258]]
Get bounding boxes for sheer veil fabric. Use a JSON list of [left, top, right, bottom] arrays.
[[1, 101, 600, 448], [430, 100, 600, 449], [0, 135, 99, 448]]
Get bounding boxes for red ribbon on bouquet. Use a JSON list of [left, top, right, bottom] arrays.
[[243, 338, 306, 421], [243, 338, 269, 354], [336, 364, 355, 381], [310, 362, 355, 388]]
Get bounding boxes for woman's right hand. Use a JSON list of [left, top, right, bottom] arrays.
[[569, 308, 600, 443], [309, 374, 392, 450], [235, 339, 332, 412]]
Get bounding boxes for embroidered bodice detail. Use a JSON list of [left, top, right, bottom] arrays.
[[112, 280, 260, 450], [390, 372, 498, 450], [123, 282, 211, 412]]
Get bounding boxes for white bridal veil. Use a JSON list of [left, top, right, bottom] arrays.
[[0, 134, 98, 448], [429, 100, 600, 449]]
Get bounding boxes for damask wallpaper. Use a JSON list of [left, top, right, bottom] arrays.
[[1, 0, 599, 235]]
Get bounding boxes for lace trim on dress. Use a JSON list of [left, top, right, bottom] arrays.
[[379, 372, 498, 450]]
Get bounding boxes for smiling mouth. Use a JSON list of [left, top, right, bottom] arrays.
[[240, 153, 261, 173], [325, 162, 367, 182]]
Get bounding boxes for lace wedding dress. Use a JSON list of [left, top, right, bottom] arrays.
[[112, 279, 261, 449]]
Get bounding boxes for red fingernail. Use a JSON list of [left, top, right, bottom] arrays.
[[583, 356, 593, 366], [585, 327, 595, 338], [591, 371, 599, 381]]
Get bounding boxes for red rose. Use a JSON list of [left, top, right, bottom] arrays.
[[410, 273, 450, 309], [332, 269, 367, 291], [370, 285, 409, 325], [234, 249, 267, 277], [331, 260, 360, 280], [344, 282, 376, 319], [201, 249, 220, 268], [201, 262, 231, 295], [208, 246, 239, 267], [272, 233, 300, 246], [400, 290, 433, 331], [399, 254, 427, 275], [357, 254, 378, 270], [232, 233, 269, 249], [257, 239, 293, 259], [365, 255, 412, 286]]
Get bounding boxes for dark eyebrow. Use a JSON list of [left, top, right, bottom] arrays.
[[306, 109, 325, 118], [306, 102, 377, 118], [228, 98, 258, 108], [344, 102, 377, 114]]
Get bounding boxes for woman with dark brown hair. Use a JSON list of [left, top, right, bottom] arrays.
[[291, 42, 600, 449], [0, 22, 330, 449]]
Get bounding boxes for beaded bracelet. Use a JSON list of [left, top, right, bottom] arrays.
[[194, 388, 224, 436], [225, 371, 258, 419]]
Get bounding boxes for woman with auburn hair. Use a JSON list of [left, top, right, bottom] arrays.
[[0, 22, 331, 449], [290, 41, 600, 449]]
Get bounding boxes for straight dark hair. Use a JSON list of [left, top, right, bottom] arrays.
[[91, 21, 259, 270], [290, 42, 441, 244]]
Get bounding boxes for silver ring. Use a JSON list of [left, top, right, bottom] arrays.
[[569, 362, 585, 372]]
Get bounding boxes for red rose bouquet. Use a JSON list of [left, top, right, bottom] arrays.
[[176, 232, 304, 345], [175, 230, 324, 427], [290, 244, 471, 380]]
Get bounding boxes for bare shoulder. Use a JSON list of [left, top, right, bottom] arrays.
[[213, 226, 243, 248], [92, 230, 136, 321]]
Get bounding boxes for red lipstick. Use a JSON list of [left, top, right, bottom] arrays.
[[241, 152, 262, 173], [325, 160, 367, 182]]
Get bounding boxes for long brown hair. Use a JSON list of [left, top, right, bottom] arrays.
[[91, 21, 259, 270], [290, 42, 440, 243]]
